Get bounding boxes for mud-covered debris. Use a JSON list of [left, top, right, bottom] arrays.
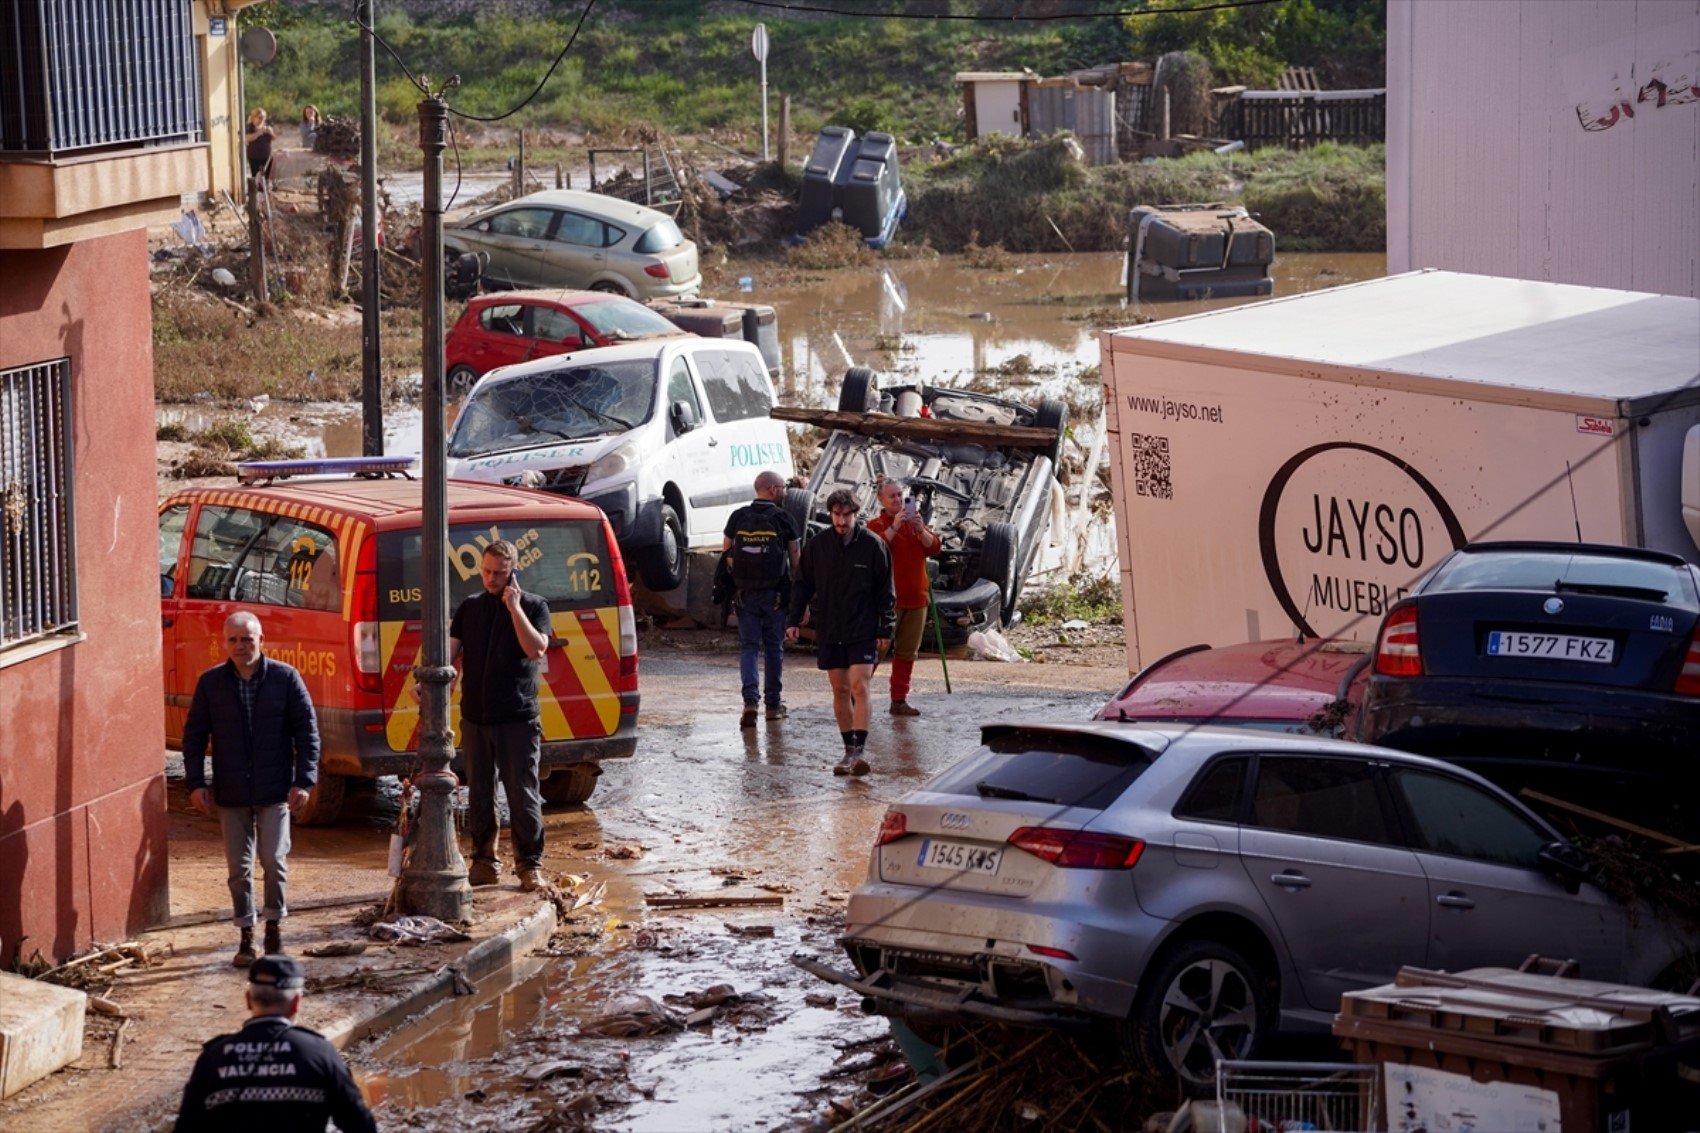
[[370, 915, 472, 945], [646, 893, 784, 910], [303, 940, 369, 957], [522, 1060, 585, 1087], [579, 995, 686, 1038], [672, 984, 739, 1010], [727, 923, 776, 938], [573, 839, 599, 851], [686, 1007, 718, 1027], [804, 993, 839, 1009], [607, 842, 646, 860]]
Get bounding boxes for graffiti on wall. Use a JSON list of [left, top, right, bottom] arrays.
[[1576, 49, 1699, 131]]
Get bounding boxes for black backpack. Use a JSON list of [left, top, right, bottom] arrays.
[[727, 504, 791, 593]]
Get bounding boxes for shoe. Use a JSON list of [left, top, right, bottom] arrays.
[[263, 920, 282, 955], [850, 757, 871, 777], [518, 867, 545, 893], [233, 927, 256, 968], [468, 859, 501, 887], [890, 701, 920, 717], [833, 757, 853, 776], [739, 705, 758, 728], [765, 703, 788, 720]]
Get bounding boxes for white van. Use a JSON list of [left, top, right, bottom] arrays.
[[446, 338, 792, 591]]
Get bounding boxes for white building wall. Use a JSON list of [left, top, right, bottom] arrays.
[[1388, 0, 1700, 298]]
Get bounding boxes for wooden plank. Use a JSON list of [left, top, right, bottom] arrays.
[[1518, 788, 1688, 848], [770, 406, 1056, 449], [644, 894, 786, 910]]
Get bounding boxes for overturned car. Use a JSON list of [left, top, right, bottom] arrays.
[[778, 368, 1066, 645]]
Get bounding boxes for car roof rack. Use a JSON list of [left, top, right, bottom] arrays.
[[236, 456, 418, 486]]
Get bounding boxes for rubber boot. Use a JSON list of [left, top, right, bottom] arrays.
[[233, 926, 256, 968]]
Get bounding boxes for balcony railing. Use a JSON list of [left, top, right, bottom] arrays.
[[0, 0, 203, 157]]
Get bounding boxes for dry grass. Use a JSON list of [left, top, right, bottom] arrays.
[[786, 222, 876, 270]]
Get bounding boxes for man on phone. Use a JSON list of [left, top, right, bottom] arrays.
[[450, 540, 552, 892], [867, 478, 942, 716]]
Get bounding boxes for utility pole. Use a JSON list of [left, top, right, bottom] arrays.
[[359, 0, 383, 456], [397, 86, 471, 923]]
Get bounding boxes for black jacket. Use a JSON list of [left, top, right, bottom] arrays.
[[790, 524, 895, 644], [174, 1015, 376, 1133], [183, 657, 320, 808]]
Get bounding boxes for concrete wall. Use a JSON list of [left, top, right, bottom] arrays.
[[1387, 0, 1700, 298], [0, 230, 170, 967]]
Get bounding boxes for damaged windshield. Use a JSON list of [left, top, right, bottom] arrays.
[[448, 359, 657, 458]]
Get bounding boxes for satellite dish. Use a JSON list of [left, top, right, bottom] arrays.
[[240, 26, 277, 65]]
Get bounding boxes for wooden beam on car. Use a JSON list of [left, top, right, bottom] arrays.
[[770, 406, 1057, 449]]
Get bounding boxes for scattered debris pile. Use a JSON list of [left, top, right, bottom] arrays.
[[312, 114, 361, 159], [15, 939, 170, 989]]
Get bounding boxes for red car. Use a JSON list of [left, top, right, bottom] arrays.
[[444, 289, 686, 394], [1096, 637, 1372, 736]]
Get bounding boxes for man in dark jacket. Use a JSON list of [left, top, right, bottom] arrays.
[[787, 488, 894, 776], [723, 470, 802, 728], [184, 611, 321, 967], [174, 954, 376, 1133]]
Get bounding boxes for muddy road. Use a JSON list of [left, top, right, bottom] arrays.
[[344, 642, 1124, 1130]]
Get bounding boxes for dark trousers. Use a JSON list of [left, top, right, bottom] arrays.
[[461, 718, 544, 868], [737, 588, 786, 707]]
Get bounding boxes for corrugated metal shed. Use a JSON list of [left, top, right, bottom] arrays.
[[1387, 0, 1700, 299], [1030, 80, 1117, 164]]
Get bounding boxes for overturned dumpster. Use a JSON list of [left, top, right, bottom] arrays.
[[1126, 202, 1274, 300], [796, 127, 907, 249]]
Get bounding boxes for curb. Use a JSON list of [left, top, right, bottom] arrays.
[[319, 898, 558, 1050]]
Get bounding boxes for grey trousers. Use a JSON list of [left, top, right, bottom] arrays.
[[461, 717, 545, 868], [217, 802, 291, 927]]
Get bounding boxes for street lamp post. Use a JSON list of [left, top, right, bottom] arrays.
[[397, 87, 471, 922]]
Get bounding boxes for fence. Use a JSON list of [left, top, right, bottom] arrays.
[[1222, 89, 1386, 149]]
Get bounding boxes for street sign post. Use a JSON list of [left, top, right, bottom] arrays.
[[752, 23, 770, 162]]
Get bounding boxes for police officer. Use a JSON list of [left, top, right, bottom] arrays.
[[174, 955, 377, 1133]]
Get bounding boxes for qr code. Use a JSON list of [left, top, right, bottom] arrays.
[[1130, 433, 1172, 499]]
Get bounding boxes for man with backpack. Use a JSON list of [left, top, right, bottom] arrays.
[[723, 470, 802, 727]]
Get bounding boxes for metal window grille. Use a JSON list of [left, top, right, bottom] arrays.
[[1, 359, 78, 649], [0, 0, 203, 155]]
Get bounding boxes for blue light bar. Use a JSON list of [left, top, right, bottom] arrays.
[[236, 456, 418, 485]]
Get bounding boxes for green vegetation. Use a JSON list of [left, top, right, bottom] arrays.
[[1019, 572, 1123, 626], [905, 135, 1384, 253], [240, 0, 1383, 148]]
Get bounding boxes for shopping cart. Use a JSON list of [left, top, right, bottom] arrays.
[[1214, 1060, 1380, 1131]]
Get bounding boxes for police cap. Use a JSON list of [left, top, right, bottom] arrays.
[[248, 954, 306, 990]]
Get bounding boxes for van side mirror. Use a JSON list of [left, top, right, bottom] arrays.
[[161, 574, 174, 597], [670, 399, 699, 435], [1537, 840, 1589, 895]]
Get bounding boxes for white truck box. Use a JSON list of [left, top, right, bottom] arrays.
[[1100, 270, 1700, 671]]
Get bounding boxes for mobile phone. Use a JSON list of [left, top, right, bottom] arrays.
[[902, 495, 918, 520]]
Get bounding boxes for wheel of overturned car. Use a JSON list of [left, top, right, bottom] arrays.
[[1034, 398, 1068, 471], [782, 487, 816, 538], [1126, 938, 1273, 1096], [292, 773, 347, 827], [447, 365, 479, 398], [978, 522, 1019, 627], [635, 504, 687, 592], [541, 765, 600, 806], [839, 366, 879, 413]]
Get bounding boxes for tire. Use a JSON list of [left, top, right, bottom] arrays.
[[839, 366, 878, 413], [448, 365, 479, 398], [635, 504, 687, 591], [1034, 397, 1068, 471], [782, 487, 816, 538], [293, 773, 347, 826], [591, 280, 630, 296], [978, 522, 1018, 627], [1126, 938, 1273, 1096], [541, 765, 599, 806]]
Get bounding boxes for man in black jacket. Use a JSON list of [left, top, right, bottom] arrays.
[[184, 611, 321, 966], [787, 488, 894, 775], [174, 954, 376, 1133], [723, 470, 802, 728]]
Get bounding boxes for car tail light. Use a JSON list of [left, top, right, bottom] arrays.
[[874, 809, 907, 846], [352, 537, 383, 694], [1675, 626, 1700, 696], [1007, 827, 1144, 870], [1374, 604, 1423, 677], [607, 520, 640, 703], [644, 263, 671, 279]]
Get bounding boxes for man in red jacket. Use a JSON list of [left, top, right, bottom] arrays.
[[866, 478, 941, 716]]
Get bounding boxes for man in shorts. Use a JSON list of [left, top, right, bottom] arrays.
[[787, 489, 893, 775]]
